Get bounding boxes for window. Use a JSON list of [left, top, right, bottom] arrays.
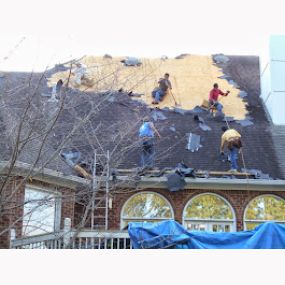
[[22, 186, 61, 236], [244, 195, 285, 230], [183, 193, 236, 232], [121, 192, 174, 229]]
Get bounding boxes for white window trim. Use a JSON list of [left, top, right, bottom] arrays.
[[243, 194, 285, 230], [120, 191, 174, 229], [182, 192, 237, 232], [24, 184, 62, 234]]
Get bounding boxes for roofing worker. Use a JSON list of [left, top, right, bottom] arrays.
[[139, 117, 161, 169], [209, 83, 230, 113], [220, 126, 242, 173], [152, 73, 172, 104], [72, 63, 89, 86]]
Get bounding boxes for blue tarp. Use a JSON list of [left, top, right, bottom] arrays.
[[128, 220, 285, 249]]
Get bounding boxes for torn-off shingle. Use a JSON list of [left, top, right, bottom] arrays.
[[194, 115, 205, 124], [213, 54, 230, 64], [186, 133, 201, 152], [199, 123, 212, 131], [191, 106, 206, 114], [238, 91, 248, 98], [223, 116, 235, 122], [151, 110, 167, 121], [237, 119, 254, 127], [228, 79, 240, 88]]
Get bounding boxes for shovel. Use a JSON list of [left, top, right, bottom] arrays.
[[169, 89, 180, 107]]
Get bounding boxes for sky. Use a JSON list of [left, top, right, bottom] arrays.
[[1, 0, 285, 71]]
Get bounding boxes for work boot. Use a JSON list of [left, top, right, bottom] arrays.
[[229, 169, 238, 174]]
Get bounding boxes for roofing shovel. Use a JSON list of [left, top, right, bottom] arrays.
[[169, 89, 180, 107]]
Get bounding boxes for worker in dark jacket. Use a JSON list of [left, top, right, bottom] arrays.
[[220, 126, 242, 173], [152, 73, 172, 104], [139, 117, 161, 169]]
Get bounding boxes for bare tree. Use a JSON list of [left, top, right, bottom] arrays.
[[0, 55, 178, 248]]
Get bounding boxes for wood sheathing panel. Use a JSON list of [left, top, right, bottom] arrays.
[[49, 55, 246, 119]]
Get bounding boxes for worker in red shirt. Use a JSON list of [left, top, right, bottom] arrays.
[[209, 83, 230, 112]]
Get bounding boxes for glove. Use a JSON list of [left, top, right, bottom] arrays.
[[220, 151, 225, 156]]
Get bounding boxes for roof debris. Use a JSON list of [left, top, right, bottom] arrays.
[[193, 114, 204, 123], [236, 119, 254, 127], [173, 107, 187, 115], [238, 91, 248, 98], [213, 111, 225, 121], [199, 123, 212, 131], [61, 149, 81, 167], [223, 116, 235, 122], [193, 115, 212, 131], [241, 169, 272, 179], [218, 74, 231, 79], [213, 54, 230, 64], [103, 54, 112, 59], [175, 53, 190, 60], [186, 133, 201, 152], [151, 109, 167, 121], [191, 106, 206, 114], [120, 57, 142, 66], [228, 79, 240, 88], [166, 173, 186, 192]]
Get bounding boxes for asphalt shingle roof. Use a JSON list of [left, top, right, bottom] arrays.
[[0, 55, 283, 179]]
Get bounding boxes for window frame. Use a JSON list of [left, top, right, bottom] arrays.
[[243, 194, 285, 230], [182, 193, 236, 232], [120, 191, 174, 230], [22, 184, 62, 236]]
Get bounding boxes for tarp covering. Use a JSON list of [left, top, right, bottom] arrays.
[[128, 220, 285, 249]]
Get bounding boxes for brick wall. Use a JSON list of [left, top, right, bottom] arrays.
[[107, 188, 285, 231], [0, 177, 75, 249], [0, 177, 25, 249]]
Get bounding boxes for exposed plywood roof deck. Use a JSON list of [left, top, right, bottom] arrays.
[[49, 55, 247, 119]]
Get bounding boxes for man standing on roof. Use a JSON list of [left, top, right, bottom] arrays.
[[209, 83, 230, 113], [139, 117, 161, 169], [220, 126, 242, 173], [72, 63, 90, 86], [152, 73, 172, 104]]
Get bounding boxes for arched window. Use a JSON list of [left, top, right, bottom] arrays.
[[121, 192, 174, 229], [244, 195, 285, 230], [183, 193, 236, 232]]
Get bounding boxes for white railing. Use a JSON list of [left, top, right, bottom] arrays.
[[70, 231, 132, 249], [11, 232, 65, 249], [11, 231, 132, 249]]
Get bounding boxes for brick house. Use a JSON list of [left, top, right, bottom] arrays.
[[1, 53, 285, 249]]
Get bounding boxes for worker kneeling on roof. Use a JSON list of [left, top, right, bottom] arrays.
[[139, 117, 161, 170], [220, 126, 242, 173], [152, 73, 172, 104], [209, 83, 230, 113]]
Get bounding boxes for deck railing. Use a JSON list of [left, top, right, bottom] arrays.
[[11, 230, 132, 249]]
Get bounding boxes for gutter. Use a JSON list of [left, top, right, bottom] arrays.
[[1, 161, 285, 192], [129, 176, 285, 191], [0, 161, 89, 190]]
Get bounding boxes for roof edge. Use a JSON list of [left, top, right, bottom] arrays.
[[0, 161, 89, 189], [1, 161, 285, 191]]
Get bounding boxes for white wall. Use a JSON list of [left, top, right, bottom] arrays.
[[260, 35, 285, 125]]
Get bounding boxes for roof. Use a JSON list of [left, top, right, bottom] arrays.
[[0, 54, 284, 180]]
